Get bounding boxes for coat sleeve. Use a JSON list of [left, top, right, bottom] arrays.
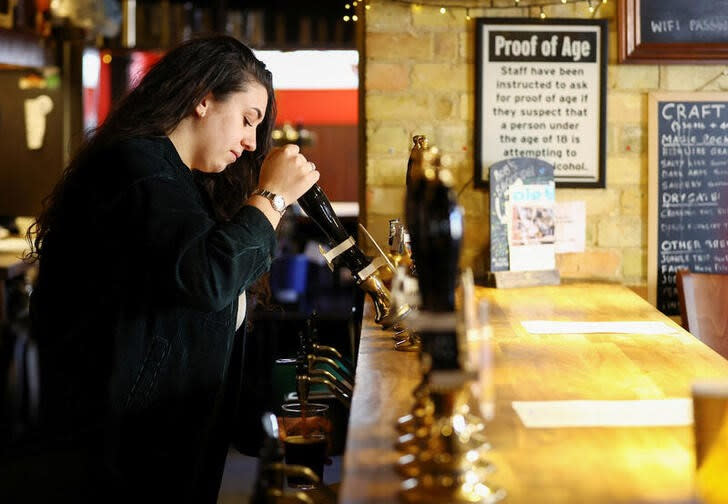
[[110, 172, 277, 313]]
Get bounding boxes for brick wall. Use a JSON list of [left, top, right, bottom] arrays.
[[362, 0, 728, 288]]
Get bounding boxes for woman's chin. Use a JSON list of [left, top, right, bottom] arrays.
[[197, 164, 228, 174]]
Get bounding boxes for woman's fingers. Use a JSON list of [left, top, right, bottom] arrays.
[[257, 144, 320, 204]]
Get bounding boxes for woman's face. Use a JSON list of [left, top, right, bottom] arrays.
[[192, 82, 268, 173]]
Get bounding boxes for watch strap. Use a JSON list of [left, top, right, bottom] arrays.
[[253, 188, 286, 215]]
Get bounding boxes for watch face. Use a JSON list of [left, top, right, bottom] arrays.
[[272, 194, 286, 212]]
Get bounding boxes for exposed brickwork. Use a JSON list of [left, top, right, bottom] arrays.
[[362, 0, 727, 291]]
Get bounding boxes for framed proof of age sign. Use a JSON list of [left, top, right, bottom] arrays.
[[475, 18, 607, 188], [647, 92, 728, 315], [619, 0, 728, 63]]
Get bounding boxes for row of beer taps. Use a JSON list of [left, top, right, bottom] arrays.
[[257, 134, 504, 502], [295, 316, 353, 410], [254, 315, 354, 503], [387, 137, 505, 503]]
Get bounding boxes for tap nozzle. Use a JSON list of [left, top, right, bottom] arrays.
[[295, 351, 310, 407]]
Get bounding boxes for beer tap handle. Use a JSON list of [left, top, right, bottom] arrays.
[[305, 314, 351, 366], [298, 184, 351, 246], [393, 329, 421, 352], [265, 487, 316, 504], [314, 343, 343, 360], [298, 185, 367, 272], [310, 368, 353, 395], [299, 184, 411, 329], [358, 222, 396, 275], [309, 354, 355, 386], [309, 315, 357, 373], [264, 463, 320, 485], [308, 376, 352, 408], [266, 467, 338, 504]]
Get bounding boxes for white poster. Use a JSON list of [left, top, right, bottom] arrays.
[[554, 200, 586, 253], [476, 19, 606, 188], [507, 183, 556, 271]]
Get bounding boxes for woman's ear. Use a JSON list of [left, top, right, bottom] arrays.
[[195, 93, 212, 118]]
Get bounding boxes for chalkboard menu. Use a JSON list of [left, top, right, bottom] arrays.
[[648, 92, 728, 315], [641, 0, 728, 44], [489, 158, 554, 272]]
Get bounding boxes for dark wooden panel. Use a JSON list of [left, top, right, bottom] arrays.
[[300, 124, 358, 203], [0, 69, 64, 217]]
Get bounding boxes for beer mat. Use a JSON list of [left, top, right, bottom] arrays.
[[0, 237, 29, 254], [512, 399, 693, 428], [521, 320, 680, 335]]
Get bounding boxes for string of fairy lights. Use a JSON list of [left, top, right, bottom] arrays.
[[342, 0, 609, 22]]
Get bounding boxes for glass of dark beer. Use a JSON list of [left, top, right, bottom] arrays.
[[279, 402, 331, 489]]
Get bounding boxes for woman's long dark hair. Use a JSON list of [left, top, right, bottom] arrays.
[[27, 35, 277, 262]]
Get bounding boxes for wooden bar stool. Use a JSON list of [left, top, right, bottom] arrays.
[[676, 269, 728, 360]]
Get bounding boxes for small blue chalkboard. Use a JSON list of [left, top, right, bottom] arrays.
[[490, 158, 555, 272]]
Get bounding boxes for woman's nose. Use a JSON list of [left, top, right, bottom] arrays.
[[241, 132, 256, 152]]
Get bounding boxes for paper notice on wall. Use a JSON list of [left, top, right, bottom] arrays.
[[507, 183, 556, 271], [554, 200, 586, 253]]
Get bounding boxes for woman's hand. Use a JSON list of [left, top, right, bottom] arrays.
[[257, 144, 320, 205]]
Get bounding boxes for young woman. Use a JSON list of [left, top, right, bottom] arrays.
[[10, 35, 319, 502]]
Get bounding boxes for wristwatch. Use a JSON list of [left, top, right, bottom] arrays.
[[253, 188, 287, 215]]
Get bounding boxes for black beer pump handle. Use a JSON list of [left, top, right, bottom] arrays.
[[298, 184, 350, 245], [298, 184, 370, 273]]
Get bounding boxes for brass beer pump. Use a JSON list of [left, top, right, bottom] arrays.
[[395, 143, 443, 432], [391, 135, 433, 351], [297, 185, 410, 330], [393, 147, 505, 504]]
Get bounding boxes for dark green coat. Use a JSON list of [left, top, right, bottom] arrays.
[[24, 137, 276, 502]]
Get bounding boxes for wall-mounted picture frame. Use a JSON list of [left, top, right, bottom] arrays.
[[618, 0, 728, 63], [475, 18, 607, 188]]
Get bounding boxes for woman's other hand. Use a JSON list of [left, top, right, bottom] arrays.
[[257, 144, 320, 204]]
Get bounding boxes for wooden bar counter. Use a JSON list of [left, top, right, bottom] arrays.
[[339, 283, 728, 503]]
